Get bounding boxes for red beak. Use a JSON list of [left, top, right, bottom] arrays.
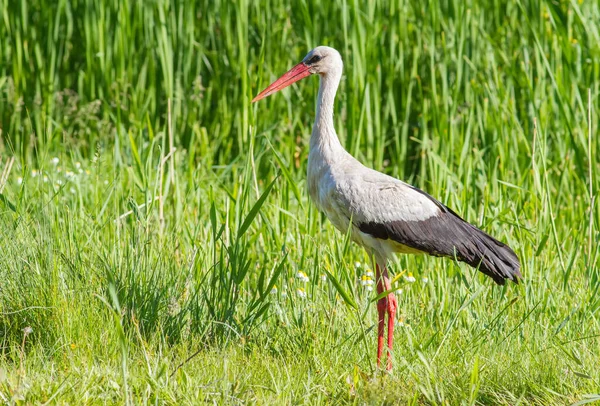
[[252, 62, 312, 103]]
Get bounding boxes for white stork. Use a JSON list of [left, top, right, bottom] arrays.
[[252, 46, 521, 370]]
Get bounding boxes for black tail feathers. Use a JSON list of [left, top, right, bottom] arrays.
[[457, 222, 521, 285]]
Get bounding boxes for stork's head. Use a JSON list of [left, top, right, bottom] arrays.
[[252, 46, 343, 103], [301, 46, 343, 75]]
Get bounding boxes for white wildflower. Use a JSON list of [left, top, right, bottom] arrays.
[[354, 261, 362, 269], [320, 274, 327, 282], [270, 285, 278, 295], [75, 162, 81, 169], [17, 177, 23, 185], [296, 288, 307, 298], [360, 275, 374, 287], [404, 273, 416, 283], [422, 277, 429, 284], [31, 170, 38, 178], [296, 271, 309, 283], [51, 157, 59, 165]]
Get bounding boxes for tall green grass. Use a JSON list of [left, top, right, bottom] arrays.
[[1, 0, 599, 404]]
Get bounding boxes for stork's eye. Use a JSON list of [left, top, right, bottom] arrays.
[[306, 55, 322, 65]]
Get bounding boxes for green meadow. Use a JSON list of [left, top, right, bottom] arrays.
[[1, 0, 599, 404]]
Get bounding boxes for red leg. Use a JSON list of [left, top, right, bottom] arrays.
[[376, 263, 397, 370], [386, 290, 397, 370], [376, 264, 387, 368]]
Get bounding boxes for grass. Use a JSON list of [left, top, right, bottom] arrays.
[[1, 0, 599, 404]]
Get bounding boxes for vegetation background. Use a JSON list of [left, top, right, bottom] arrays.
[[1, 0, 599, 404]]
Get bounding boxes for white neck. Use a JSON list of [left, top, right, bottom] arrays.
[[310, 69, 344, 154]]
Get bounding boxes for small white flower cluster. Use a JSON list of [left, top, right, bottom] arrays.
[[296, 270, 309, 283], [271, 284, 289, 298], [296, 287, 307, 299], [22, 158, 89, 190], [404, 272, 416, 283], [360, 269, 375, 292]]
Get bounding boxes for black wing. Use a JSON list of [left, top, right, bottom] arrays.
[[357, 186, 521, 285]]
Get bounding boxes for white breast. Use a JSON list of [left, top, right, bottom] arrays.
[[308, 150, 350, 231], [307, 152, 379, 253]]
